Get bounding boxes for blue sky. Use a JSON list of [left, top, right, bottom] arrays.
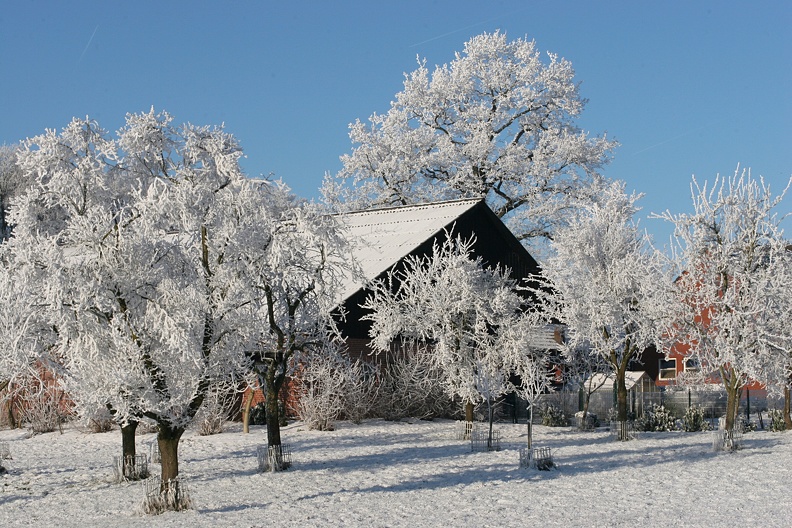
[[2, 1, 790, 244]]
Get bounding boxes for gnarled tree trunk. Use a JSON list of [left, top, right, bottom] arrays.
[[265, 382, 282, 447], [121, 420, 138, 460], [120, 420, 139, 479], [157, 424, 184, 484], [262, 361, 286, 448]]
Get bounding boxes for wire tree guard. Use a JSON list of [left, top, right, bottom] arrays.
[[712, 428, 743, 451], [455, 420, 475, 440], [149, 440, 161, 464], [519, 446, 555, 470], [609, 421, 635, 441], [142, 476, 192, 514], [257, 444, 292, 472], [113, 454, 149, 482], [470, 427, 501, 452]]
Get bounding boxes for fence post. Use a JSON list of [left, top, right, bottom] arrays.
[[746, 389, 750, 421]]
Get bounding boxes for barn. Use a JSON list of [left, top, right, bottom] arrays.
[[333, 198, 547, 357]]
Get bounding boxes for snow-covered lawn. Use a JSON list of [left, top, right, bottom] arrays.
[[1, 419, 789, 527]]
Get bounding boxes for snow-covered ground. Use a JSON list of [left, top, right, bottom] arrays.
[[0, 419, 789, 527]]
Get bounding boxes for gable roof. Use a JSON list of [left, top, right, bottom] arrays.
[[586, 371, 650, 392], [335, 198, 482, 303]]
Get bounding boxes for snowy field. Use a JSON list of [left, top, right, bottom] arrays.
[[0, 419, 790, 527]]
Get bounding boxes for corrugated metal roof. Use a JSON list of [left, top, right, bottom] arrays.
[[336, 199, 482, 303]]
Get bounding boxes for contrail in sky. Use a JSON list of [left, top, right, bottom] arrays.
[[78, 25, 99, 63], [409, 9, 528, 48], [631, 118, 727, 156]]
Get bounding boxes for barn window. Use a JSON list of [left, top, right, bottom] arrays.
[[684, 357, 700, 373], [659, 358, 677, 380]]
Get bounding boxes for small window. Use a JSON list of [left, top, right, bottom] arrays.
[[659, 358, 677, 380], [684, 358, 700, 373]]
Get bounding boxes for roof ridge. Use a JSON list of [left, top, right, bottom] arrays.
[[337, 197, 483, 217]]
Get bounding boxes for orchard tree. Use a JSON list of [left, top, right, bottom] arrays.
[[323, 31, 617, 252], [543, 180, 667, 438], [363, 234, 555, 448], [11, 114, 154, 467], [239, 189, 355, 466], [561, 339, 610, 429], [655, 168, 792, 434], [9, 110, 266, 504]]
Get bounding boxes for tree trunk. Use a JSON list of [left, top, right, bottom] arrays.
[[120, 420, 142, 480], [615, 365, 629, 422], [487, 397, 494, 450], [723, 372, 741, 432], [242, 388, 254, 434], [465, 400, 474, 422], [157, 424, 184, 484], [463, 400, 475, 440], [784, 386, 792, 430], [581, 393, 591, 429], [527, 404, 533, 450], [264, 371, 282, 448], [121, 421, 138, 459], [5, 399, 16, 429]]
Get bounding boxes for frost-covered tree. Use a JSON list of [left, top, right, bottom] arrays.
[[323, 31, 617, 251], [770, 252, 792, 429], [239, 190, 354, 464], [764, 256, 792, 430], [0, 243, 59, 419], [543, 180, 666, 436], [7, 110, 282, 501], [655, 169, 792, 433], [561, 339, 610, 428], [363, 234, 555, 448], [9, 114, 157, 467], [0, 144, 29, 241]]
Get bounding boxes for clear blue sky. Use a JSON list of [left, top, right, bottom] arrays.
[[2, 1, 790, 244]]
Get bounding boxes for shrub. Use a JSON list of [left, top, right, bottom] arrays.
[[540, 405, 568, 427], [606, 407, 636, 422], [249, 403, 267, 425], [768, 409, 786, 432], [88, 416, 115, 433], [574, 411, 600, 429], [372, 347, 457, 421], [21, 385, 72, 434], [342, 361, 379, 425], [194, 383, 237, 436], [81, 407, 115, 433], [682, 405, 710, 432], [739, 417, 756, 433], [635, 404, 676, 432], [294, 349, 378, 431]]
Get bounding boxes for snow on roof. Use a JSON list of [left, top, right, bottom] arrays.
[[335, 198, 482, 303], [526, 325, 563, 350], [585, 371, 649, 392]]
